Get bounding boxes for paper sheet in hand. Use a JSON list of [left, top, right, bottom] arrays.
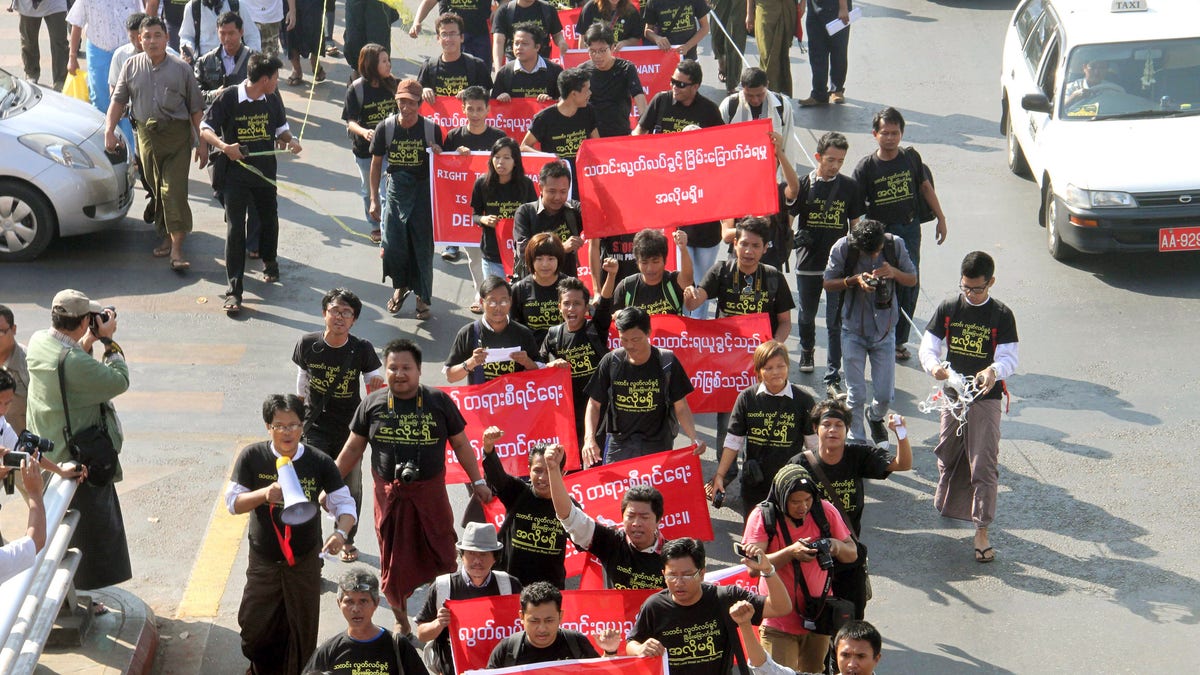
[[826, 8, 862, 35], [485, 347, 520, 363]]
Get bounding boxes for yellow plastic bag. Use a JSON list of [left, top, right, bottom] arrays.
[[63, 71, 89, 102]]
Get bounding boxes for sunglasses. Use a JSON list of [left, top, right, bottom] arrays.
[[669, 78, 695, 88]]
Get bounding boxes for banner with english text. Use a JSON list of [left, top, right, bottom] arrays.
[[576, 119, 778, 236], [430, 151, 561, 247], [606, 313, 771, 414], [562, 46, 679, 129], [465, 656, 666, 675], [449, 589, 656, 673], [438, 368, 581, 482]]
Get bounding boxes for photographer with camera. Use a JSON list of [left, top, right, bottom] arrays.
[[823, 220, 915, 449], [0, 451, 46, 585], [335, 339, 491, 638], [740, 464, 856, 674], [26, 289, 130, 596]]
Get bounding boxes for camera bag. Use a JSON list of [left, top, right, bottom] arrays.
[[58, 349, 119, 487]]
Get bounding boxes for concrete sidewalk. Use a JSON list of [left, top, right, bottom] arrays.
[[34, 587, 158, 675]]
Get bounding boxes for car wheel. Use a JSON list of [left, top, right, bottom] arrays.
[[0, 180, 56, 263], [1044, 182, 1076, 261], [1005, 107, 1030, 178]]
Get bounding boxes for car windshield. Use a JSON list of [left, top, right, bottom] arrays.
[[1059, 38, 1200, 120], [0, 68, 18, 113]]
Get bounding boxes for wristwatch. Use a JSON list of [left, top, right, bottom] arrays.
[[473, 479, 487, 487]]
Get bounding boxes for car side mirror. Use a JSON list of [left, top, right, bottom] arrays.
[[1021, 93, 1053, 114]]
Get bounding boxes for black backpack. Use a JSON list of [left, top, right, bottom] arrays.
[[495, 630, 589, 667]]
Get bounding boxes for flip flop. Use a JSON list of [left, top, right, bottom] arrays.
[[386, 290, 410, 314], [152, 245, 172, 257], [223, 296, 241, 315], [287, 73, 304, 86], [339, 545, 358, 563], [369, 229, 382, 243], [469, 302, 483, 315], [170, 258, 191, 271], [895, 346, 912, 361], [314, 66, 327, 82], [975, 547, 995, 563]]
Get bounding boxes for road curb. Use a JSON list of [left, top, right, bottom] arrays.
[[37, 586, 158, 675]]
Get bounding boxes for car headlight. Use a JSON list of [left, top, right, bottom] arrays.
[[1064, 184, 1136, 208], [18, 133, 96, 169]]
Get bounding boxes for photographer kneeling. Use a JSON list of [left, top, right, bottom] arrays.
[[740, 464, 856, 674]]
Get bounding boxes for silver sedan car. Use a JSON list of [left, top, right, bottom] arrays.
[[0, 67, 135, 262]]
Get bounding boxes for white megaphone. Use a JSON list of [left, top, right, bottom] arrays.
[[277, 456, 318, 525]]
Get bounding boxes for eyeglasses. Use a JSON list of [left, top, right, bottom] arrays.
[[270, 423, 303, 432], [326, 308, 355, 318], [484, 298, 511, 307], [587, 46, 610, 55], [959, 283, 989, 295], [669, 78, 694, 88], [439, 32, 461, 38], [664, 570, 701, 582], [340, 582, 375, 592]]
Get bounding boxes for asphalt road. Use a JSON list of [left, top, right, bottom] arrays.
[[1, 0, 1199, 672]]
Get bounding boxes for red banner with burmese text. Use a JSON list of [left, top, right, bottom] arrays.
[[466, 656, 666, 675], [561, 46, 678, 101], [430, 151, 560, 247], [438, 369, 581, 482], [449, 589, 655, 673], [576, 119, 777, 236], [549, 8, 583, 60], [421, 96, 554, 142], [606, 313, 771, 414], [476, 446, 711, 579]]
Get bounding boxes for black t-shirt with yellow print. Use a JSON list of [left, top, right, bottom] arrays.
[[698, 261, 796, 335], [349, 385, 467, 481], [924, 296, 1018, 402], [342, 80, 397, 158], [204, 85, 289, 181], [795, 173, 865, 273], [369, 114, 446, 177], [444, 319, 543, 383]]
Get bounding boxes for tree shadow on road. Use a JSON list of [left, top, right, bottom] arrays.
[[883, 637, 1018, 674]]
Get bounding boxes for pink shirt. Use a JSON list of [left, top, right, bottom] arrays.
[[743, 500, 851, 635]]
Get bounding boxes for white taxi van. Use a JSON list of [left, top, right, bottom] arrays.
[[999, 0, 1200, 259]]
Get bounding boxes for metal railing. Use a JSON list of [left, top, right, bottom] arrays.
[[0, 472, 81, 675]]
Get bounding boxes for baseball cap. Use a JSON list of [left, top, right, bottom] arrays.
[[395, 78, 422, 102], [51, 289, 103, 318]]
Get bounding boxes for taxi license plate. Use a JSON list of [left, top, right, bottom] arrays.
[[1159, 227, 1200, 252]]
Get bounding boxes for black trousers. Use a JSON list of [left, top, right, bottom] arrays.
[[238, 549, 322, 675], [224, 179, 279, 301], [805, 14, 850, 101], [303, 424, 361, 544]]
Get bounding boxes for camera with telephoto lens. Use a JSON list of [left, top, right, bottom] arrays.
[[16, 430, 53, 457], [395, 460, 420, 484], [793, 227, 814, 250], [809, 538, 835, 570]]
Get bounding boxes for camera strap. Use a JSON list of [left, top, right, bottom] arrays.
[[803, 450, 860, 547], [56, 347, 105, 448]]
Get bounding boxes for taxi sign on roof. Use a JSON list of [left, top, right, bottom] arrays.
[[1110, 0, 1147, 12]]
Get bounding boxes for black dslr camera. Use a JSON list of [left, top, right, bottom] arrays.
[[808, 538, 835, 570], [88, 305, 117, 335], [395, 459, 420, 484], [16, 430, 53, 457]]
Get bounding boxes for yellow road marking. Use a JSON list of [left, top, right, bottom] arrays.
[[175, 439, 258, 619]]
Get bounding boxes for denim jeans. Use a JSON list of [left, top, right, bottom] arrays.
[[796, 274, 843, 384], [687, 243, 723, 318], [885, 217, 921, 346], [354, 155, 386, 230], [482, 257, 506, 282], [841, 327, 895, 442], [85, 41, 113, 115]]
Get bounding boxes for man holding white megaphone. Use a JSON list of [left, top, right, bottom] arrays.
[[225, 394, 357, 675]]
